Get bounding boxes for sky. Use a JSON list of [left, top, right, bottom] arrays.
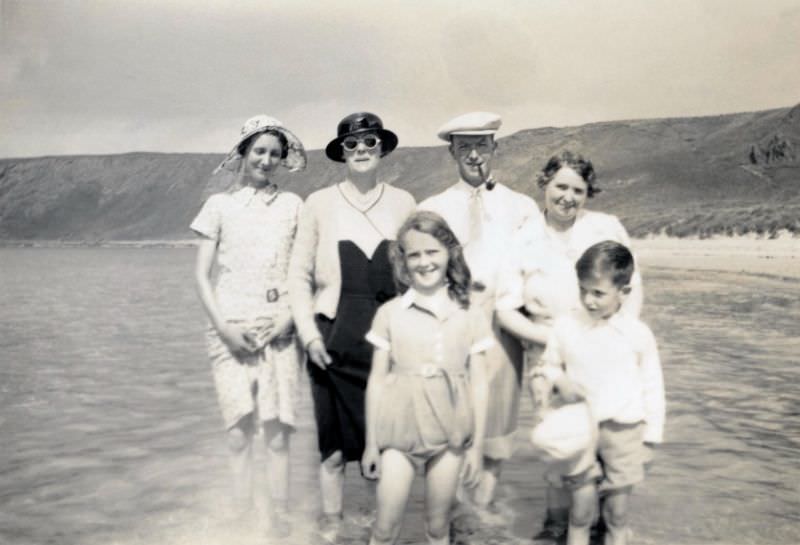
[[1, 0, 799, 158]]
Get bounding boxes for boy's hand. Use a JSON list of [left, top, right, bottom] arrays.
[[462, 446, 483, 488], [361, 445, 381, 480], [553, 376, 586, 403]]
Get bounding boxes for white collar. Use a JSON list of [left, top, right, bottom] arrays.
[[455, 179, 486, 194], [233, 185, 279, 206], [400, 288, 458, 320], [575, 306, 630, 332]]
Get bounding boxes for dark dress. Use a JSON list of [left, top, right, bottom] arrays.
[[308, 240, 395, 462]]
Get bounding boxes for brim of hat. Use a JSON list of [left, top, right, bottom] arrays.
[[325, 128, 399, 162], [437, 128, 498, 141], [214, 126, 308, 174]]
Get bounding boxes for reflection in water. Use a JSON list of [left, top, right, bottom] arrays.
[[1, 248, 798, 544]]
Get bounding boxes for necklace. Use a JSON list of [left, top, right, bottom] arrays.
[[336, 182, 388, 238]]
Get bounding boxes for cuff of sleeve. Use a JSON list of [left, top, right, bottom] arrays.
[[365, 331, 390, 351], [469, 336, 495, 354], [296, 318, 323, 350], [495, 296, 524, 312], [531, 366, 563, 383], [190, 225, 217, 240], [643, 427, 663, 444]]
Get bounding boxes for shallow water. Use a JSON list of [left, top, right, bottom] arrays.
[[1, 248, 798, 545]]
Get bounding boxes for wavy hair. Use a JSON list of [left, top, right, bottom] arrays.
[[389, 211, 472, 308], [537, 150, 599, 197]]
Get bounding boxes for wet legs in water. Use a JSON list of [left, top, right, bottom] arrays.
[[472, 457, 502, 507], [226, 417, 256, 514], [370, 448, 464, 545], [319, 450, 345, 526], [262, 420, 291, 514]]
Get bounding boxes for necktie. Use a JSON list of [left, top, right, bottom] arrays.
[[468, 186, 484, 246]]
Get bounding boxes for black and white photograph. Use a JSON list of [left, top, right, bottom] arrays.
[[1, 1, 798, 544]]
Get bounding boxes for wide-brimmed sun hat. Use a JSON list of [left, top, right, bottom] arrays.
[[325, 112, 399, 162], [214, 114, 307, 174], [530, 401, 596, 463]]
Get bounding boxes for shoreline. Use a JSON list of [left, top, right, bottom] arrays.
[[3, 236, 799, 280], [632, 236, 800, 280]]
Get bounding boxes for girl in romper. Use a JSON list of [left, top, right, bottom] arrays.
[[192, 115, 306, 535], [362, 211, 493, 545]]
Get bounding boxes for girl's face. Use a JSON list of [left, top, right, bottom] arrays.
[[544, 167, 589, 227], [343, 131, 382, 175], [402, 229, 449, 294], [243, 133, 283, 187]]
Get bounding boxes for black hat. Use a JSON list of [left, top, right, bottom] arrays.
[[325, 112, 399, 162]]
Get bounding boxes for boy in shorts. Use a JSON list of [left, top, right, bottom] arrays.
[[531, 240, 665, 545]]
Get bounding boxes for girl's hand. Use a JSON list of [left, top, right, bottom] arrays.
[[554, 376, 586, 404], [361, 445, 381, 480], [307, 338, 333, 369], [219, 323, 259, 355], [461, 446, 483, 488]]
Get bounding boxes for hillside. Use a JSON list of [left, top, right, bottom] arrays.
[[1, 104, 799, 241]]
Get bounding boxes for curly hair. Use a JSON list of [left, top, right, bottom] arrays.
[[575, 240, 635, 288], [389, 211, 472, 308], [237, 128, 289, 159], [536, 150, 599, 197]]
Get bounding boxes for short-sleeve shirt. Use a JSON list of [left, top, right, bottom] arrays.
[[191, 186, 302, 320], [366, 289, 494, 374]]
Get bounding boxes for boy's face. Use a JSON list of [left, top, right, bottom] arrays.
[[578, 273, 630, 320]]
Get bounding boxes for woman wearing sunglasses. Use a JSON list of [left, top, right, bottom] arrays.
[[289, 112, 416, 536]]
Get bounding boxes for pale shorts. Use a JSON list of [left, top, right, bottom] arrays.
[[546, 420, 646, 492]]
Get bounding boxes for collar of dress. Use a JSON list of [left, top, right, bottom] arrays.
[[233, 185, 279, 206], [400, 288, 460, 320]]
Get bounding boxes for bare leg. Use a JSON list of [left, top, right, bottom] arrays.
[[567, 483, 596, 545], [533, 483, 570, 541], [262, 420, 291, 513], [602, 488, 631, 545], [319, 450, 345, 518], [226, 417, 255, 514], [473, 457, 501, 507], [369, 449, 416, 545], [424, 449, 465, 544]]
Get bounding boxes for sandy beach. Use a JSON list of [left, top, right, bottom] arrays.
[[632, 235, 800, 281]]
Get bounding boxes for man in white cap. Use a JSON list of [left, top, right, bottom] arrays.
[[419, 111, 544, 507]]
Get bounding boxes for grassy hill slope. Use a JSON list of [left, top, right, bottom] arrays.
[[1, 104, 798, 241]]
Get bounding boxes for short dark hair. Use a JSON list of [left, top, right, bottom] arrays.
[[237, 129, 289, 159], [537, 150, 599, 197], [575, 240, 634, 287]]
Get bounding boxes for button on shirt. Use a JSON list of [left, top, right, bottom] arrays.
[[537, 310, 665, 444], [366, 289, 495, 374]]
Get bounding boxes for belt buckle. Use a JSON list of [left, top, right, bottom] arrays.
[[266, 288, 280, 303]]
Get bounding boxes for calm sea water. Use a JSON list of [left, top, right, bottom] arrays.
[[1, 248, 798, 545]]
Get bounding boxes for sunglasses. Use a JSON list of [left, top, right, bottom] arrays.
[[341, 135, 381, 151]]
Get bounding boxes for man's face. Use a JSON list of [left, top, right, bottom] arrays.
[[449, 134, 496, 187]]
